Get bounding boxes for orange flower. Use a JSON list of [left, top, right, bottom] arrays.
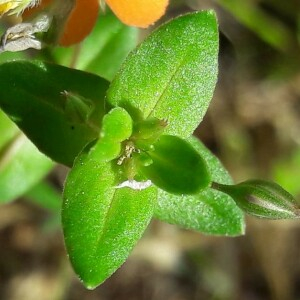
[[23, 0, 99, 46], [106, 0, 169, 28], [24, 0, 169, 46], [59, 0, 99, 46]]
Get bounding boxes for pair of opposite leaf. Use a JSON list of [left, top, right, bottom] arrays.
[[0, 0, 169, 47]]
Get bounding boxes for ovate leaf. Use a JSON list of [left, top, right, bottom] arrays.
[[63, 139, 156, 289], [0, 61, 109, 166], [107, 11, 219, 137], [155, 136, 245, 236]]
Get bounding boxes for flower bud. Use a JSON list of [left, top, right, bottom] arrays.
[[212, 180, 300, 219], [133, 118, 168, 150], [134, 118, 167, 140], [61, 90, 95, 124]]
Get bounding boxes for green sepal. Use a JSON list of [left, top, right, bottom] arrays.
[[133, 118, 167, 140], [61, 91, 95, 124]]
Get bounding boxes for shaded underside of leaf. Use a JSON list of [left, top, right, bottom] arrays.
[[0, 61, 109, 166]]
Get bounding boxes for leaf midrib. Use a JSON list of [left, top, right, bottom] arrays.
[[146, 56, 189, 119]]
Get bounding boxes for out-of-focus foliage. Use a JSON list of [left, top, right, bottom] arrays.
[[188, 0, 300, 78], [0, 110, 53, 203], [272, 148, 300, 197], [51, 10, 138, 81]]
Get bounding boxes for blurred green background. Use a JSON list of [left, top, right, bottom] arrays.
[[0, 0, 300, 299]]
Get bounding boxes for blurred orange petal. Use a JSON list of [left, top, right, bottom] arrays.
[[106, 0, 169, 28], [24, 0, 99, 46], [59, 0, 99, 46]]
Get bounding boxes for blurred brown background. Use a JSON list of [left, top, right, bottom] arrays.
[[1, 0, 300, 299]]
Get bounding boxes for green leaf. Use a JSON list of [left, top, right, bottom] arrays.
[[25, 181, 61, 213], [0, 61, 109, 166], [0, 134, 54, 203], [62, 140, 156, 289], [107, 11, 219, 138], [272, 148, 300, 196], [140, 135, 211, 194], [154, 136, 245, 236], [0, 109, 19, 150], [0, 49, 26, 64], [52, 10, 138, 81], [25, 181, 62, 230]]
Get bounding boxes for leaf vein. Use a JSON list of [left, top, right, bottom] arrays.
[[146, 57, 188, 118]]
